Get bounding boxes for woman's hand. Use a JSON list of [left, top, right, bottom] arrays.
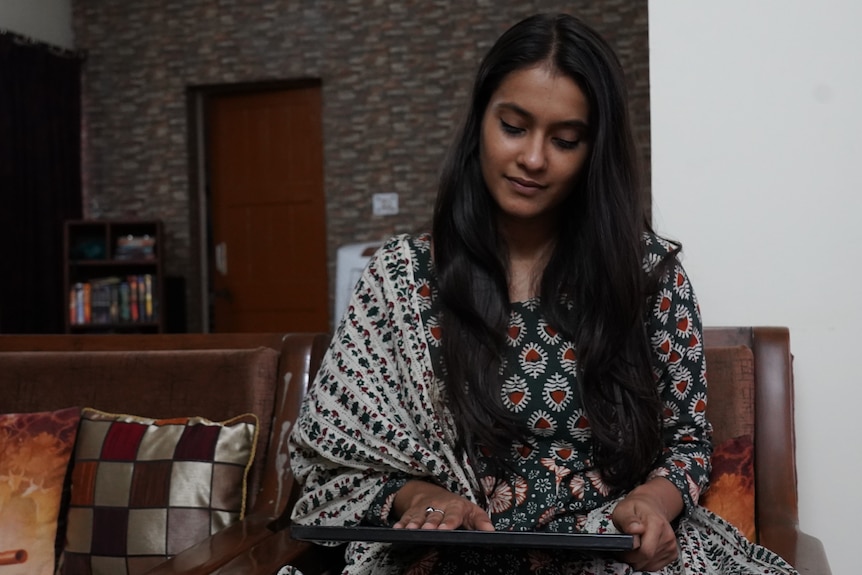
[[612, 478, 683, 571], [392, 480, 494, 531]]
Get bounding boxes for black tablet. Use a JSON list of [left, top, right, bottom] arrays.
[[291, 524, 634, 551]]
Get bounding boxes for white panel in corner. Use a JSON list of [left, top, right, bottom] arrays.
[[334, 241, 381, 325]]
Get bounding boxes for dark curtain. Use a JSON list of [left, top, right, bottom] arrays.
[[0, 32, 83, 333]]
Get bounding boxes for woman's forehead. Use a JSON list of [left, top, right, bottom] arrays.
[[488, 66, 589, 125]]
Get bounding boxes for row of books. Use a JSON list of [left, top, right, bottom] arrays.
[[69, 274, 157, 325]]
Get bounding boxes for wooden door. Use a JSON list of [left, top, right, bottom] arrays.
[[207, 86, 329, 332]]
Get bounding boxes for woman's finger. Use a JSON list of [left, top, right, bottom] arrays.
[[420, 506, 448, 528]]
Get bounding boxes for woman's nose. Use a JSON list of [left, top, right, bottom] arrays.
[[518, 135, 547, 172]]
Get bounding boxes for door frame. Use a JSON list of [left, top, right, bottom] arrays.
[[186, 78, 323, 332]]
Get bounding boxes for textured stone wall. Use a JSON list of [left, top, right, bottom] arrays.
[[72, 0, 649, 331]]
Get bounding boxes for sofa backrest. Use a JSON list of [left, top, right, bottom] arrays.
[[0, 332, 330, 517]]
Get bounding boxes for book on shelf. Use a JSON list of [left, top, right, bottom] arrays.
[[129, 275, 139, 322], [144, 274, 154, 321], [70, 282, 84, 325], [119, 281, 131, 322], [83, 282, 91, 324]]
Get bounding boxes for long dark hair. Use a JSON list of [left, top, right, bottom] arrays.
[[432, 13, 674, 489]]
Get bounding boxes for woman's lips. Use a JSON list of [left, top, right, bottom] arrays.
[[506, 176, 547, 193]]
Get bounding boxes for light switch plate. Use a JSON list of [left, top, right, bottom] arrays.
[[372, 193, 399, 216]]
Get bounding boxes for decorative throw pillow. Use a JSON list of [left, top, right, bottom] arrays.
[[701, 434, 756, 542], [0, 407, 81, 575], [59, 408, 258, 575]]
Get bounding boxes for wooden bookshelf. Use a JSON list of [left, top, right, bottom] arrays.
[[64, 220, 164, 333]]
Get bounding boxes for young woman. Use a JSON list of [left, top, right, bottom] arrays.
[[282, 13, 798, 575]]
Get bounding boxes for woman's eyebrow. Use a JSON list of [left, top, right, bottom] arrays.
[[495, 101, 588, 129]]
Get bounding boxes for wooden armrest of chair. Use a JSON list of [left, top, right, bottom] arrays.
[[143, 513, 278, 575], [208, 527, 344, 575], [791, 530, 831, 575], [760, 523, 831, 575]]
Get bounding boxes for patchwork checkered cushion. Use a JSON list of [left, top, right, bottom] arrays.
[[59, 408, 258, 575]]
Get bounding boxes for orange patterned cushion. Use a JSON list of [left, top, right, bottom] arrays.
[[0, 407, 80, 575], [701, 434, 756, 541], [59, 408, 258, 575]]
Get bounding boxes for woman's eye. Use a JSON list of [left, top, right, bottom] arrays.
[[500, 120, 523, 135], [554, 138, 580, 150]]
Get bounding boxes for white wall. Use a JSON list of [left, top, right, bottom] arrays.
[[650, 1, 861, 573], [0, 0, 73, 49]]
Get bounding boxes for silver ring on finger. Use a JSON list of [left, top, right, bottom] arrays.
[[425, 506, 445, 517]]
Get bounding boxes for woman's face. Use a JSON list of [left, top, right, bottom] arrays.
[[479, 64, 591, 228]]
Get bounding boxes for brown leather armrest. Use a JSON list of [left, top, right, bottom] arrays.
[[212, 527, 345, 575], [143, 514, 277, 575], [760, 523, 831, 575]]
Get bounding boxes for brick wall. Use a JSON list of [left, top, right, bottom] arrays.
[[73, 0, 649, 331]]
